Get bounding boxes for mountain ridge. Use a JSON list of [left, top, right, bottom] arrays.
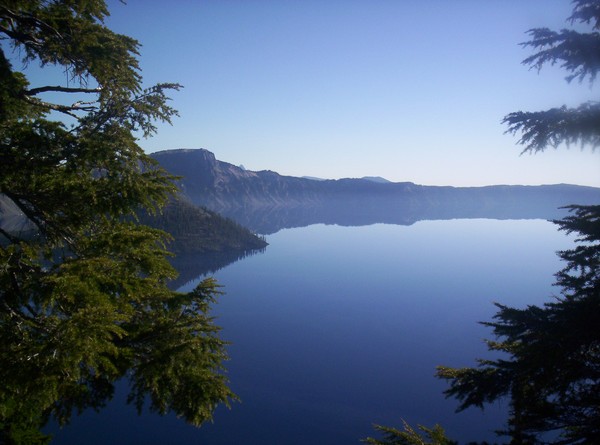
[[150, 148, 600, 218]]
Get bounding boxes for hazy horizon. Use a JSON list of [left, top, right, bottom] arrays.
[[97, 0, 599, 188], [11, 1, 598, 187], [153, 146, 598, 188]]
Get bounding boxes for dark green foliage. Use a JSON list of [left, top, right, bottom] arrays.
[[437, 2, 600, 444], [437, 206, 600, 444], [363, 421, 458, 445], [138, 197, 267, 254], [363, 2, 600, 444], [503, 0, 600, 153], [503, 102, 600, 153], [0, 1, 235, 443]]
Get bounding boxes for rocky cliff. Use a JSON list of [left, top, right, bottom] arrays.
[[151, 149, 600, 226]]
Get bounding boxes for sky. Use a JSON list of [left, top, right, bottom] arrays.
[[58, 1, 600, 186]]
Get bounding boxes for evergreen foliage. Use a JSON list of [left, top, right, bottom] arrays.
[[0, 1, 235, 443], [436, 1, 600, 444], [437, 205, 600, 445], [363, 421, 457, 445], [370, 2, 600, 444], [138, 197, 267, 254], [502, 0, 600, 153]]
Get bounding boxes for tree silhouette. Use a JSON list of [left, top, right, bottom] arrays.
[[367, 2, 600, 444], [437, 1, 600, 444]]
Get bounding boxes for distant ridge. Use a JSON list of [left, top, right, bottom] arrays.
[[362, 176, 391, 183], [151, 149, 600, 221], [302, 176, 326, 181]]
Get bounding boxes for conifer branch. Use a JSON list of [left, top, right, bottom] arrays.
[[24, 85, 102, 96]]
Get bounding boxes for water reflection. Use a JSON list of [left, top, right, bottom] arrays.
[[47, 219, 573, 445], [168, 247, 266, 289], [216, 200, 575, 235], [166, 201, 576, 292], [165, 200, 578, 301]]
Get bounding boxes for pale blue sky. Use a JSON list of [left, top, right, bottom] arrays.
[[107, 1, 596, 186]]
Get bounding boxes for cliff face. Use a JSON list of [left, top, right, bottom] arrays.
[[151, 149, 600, 219], [152, 148, 257, 189], [151, 149, 434, 210], [151, 148, 329, 208]]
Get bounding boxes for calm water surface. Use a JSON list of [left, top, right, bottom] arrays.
[[50, 219, 573, 444]]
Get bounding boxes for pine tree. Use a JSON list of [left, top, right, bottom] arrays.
[[363, 421, 458, 445], [0, 2, 234, 443], [437, 2, 600, 444]]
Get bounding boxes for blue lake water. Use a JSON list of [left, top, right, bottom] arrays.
[[50, 219, 573, 444]]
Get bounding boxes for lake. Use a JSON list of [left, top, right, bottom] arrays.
[[49, 218, 573, 444]]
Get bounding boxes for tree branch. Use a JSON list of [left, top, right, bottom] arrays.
[[25, 85, 102, 96], [0, 226, 20, 244], [0, 5, 59, 50], [522, 28, 600, 83], [2, 192, 42, 232], [503, 102, 600, 153], [23, 95, 97, 118]]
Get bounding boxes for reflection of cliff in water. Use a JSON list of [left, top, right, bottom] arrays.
[[215, 197, 583, 235], [166, 184, 600, 285], [168, 247, 266, 290]]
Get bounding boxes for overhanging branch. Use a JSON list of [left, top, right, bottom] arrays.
[[23, 95, 97, 118], [25, 85, 102, 96]]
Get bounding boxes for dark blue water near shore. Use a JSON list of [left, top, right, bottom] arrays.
[[49, 219, 572, 445]]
